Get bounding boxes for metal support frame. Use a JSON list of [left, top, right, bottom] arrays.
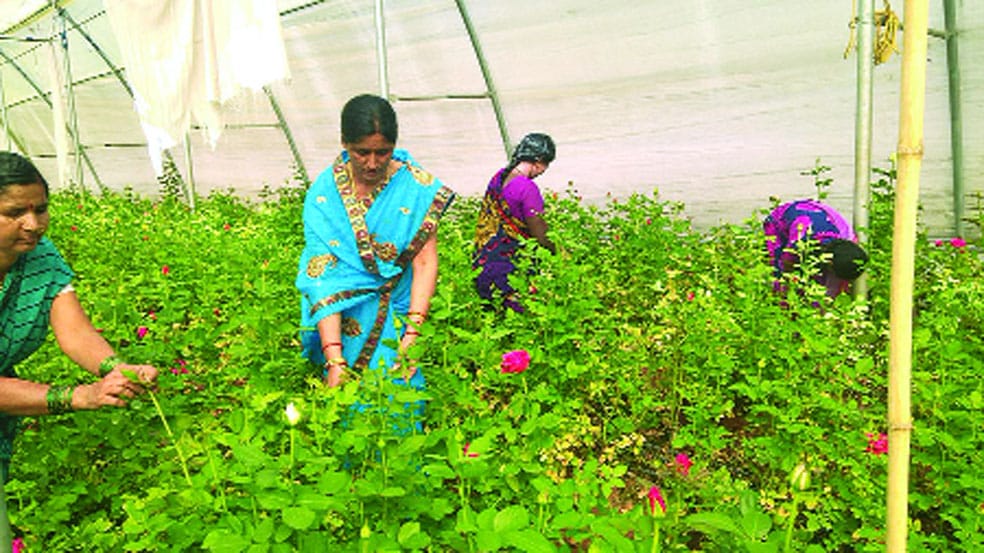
[[372, 0, 513, 158], [0, 45, 102, 189], [942, 0, 965, 236], [0, 68, 9, 150], [263, 85, 310, 186], [373, 0, 389, 97], [55, 8, 85, 189], [454, 0, 511, 157], [183, 132, 196, 210], [853, 0, 874, 300]]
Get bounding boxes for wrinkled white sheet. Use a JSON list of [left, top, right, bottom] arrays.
[[104, 0, 289, 173]]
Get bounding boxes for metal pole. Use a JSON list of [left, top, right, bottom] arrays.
[[183, 132, 196, 211], [56, 8, 85, 189], [264, 85, 310, 185], [373, 0, 389, 97], [454, 0, 511, 157], [853, 0, 875, 300], [942, 0, 964, 236], [0, 69, 10, 150], [0, 46, 102, 189]]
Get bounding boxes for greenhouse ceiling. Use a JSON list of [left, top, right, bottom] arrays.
[[1, 0, 982, 235]]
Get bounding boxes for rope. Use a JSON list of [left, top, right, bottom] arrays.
[[844, 0, 901, 65]]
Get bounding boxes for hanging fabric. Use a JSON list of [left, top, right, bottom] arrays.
[[104, 0, 290, 174]]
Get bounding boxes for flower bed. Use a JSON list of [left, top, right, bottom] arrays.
[[6, 174, 982, 551]]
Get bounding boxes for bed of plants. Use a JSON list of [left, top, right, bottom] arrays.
[[6, 166, 982, 552]]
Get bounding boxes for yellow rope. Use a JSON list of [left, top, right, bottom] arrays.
[[844, 0, 901, 65], [874, 1, 901, 65]]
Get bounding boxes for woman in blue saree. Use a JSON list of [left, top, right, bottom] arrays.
[[296, 95, 455, 409]]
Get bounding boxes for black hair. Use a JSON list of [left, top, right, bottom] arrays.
[[499, 133, 556, 187], [822, 239, 869, 280], [340, 94, 398, 145], [0, 151, 49, 195], [511, 133, 556, 164]]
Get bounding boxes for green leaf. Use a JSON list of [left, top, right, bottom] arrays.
[[685, 512, 745, 537], [282, 506, 316, 530], [494, 505, 530, 533], [380, 486, 407, 497], [502, 529, 555, 553], [202, 530, 250, 553], [740, 510, 772, 540]]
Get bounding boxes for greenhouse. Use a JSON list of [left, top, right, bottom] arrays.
[[0, 1, 982, 551]]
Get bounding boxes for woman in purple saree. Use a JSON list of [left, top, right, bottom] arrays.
[[472, 133, 557, 313]]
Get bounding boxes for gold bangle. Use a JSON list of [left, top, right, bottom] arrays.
[[324, 357, 347, 368]]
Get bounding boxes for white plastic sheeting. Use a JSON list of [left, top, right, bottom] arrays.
[[1, 0, 982, 235]]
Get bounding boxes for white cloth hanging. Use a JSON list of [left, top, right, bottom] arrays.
[[104, 0, 290, 174]]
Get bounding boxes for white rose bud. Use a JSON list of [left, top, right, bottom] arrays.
[[285, 402, 301, 426]]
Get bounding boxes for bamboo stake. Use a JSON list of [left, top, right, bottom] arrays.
[[887, 1, 929, 551]]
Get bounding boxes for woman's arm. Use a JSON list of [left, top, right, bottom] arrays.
[[316, 313, 345, 386], [401, 233, 438, 352], [525, 214, 556, 255], [49, 290, 157, 389], [49, 290, 114, 375]]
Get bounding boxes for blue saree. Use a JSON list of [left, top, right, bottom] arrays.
[[296, 149, 454, 390]]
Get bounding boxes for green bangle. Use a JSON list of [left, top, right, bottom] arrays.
[[46, 385, 74, 415], [99, 355, 124, 376]]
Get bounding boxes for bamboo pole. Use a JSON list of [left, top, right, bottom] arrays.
[[886, 1, 929, 551]]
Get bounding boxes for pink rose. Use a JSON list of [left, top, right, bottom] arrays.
[[866, 432, 888, 455], [136, 326, 149, 339], [171, 359, 189, 375], [950, 237, 966, 248], [647, 486, 666, 515], [500, 350, 531, 374], [674, 452, 693, 476]]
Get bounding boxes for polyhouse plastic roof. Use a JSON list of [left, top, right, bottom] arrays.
[[1, 0, 982, 236]]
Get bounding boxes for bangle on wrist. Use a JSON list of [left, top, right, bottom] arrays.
[[99, 354, 125, 377], [321, 342, 342, 353], [324, 356, 347, 368], [46, 385, 74, 415]]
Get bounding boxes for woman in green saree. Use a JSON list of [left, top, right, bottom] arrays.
[[0, 152, 159, 551]]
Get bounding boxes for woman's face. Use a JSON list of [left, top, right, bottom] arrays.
[[529, 160, 550, 179], [0, 183, 49, 259], [344, 133, 395, 189]]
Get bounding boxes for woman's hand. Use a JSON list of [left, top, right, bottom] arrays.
[[115, 363, 159, 387], [72, 364, 158, 410], [324, 364, 347, 388], [391, 361, 418, 381]]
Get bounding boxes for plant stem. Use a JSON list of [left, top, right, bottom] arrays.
[[651, 518, 661, 553], [147, 389, 193, 487], [784, 499, 799, 552]]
